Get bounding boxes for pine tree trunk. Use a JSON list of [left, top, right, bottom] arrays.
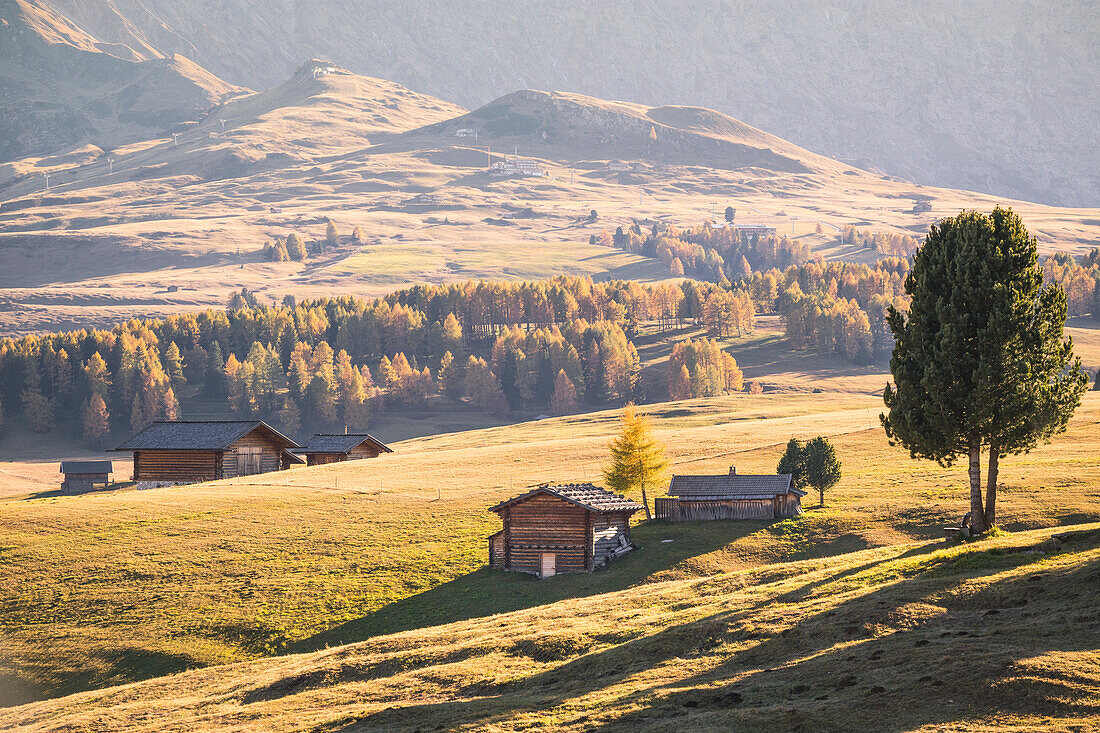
[[968, 441, 988, 534], [641, 486, 652, 520], [985, 450, 999, 529]]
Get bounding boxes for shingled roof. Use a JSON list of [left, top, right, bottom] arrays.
[[111, 421, 299, 452], [489, 483, 645, 514], [60, 460, 113, 474], [668, 473, 805, 498], [297, 433, 392, 455]]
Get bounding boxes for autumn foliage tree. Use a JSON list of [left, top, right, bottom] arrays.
[[603, 404, 668, 520]]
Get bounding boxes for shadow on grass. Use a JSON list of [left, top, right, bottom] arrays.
[[289, 518, 772, 654], [327, 530, 1100, 733]]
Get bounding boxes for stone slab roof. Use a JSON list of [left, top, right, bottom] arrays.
[[490, 483, 645, 514]]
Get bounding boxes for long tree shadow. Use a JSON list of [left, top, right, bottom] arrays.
[[320, 529, 1099, 732], [289, 519, 773, 654]]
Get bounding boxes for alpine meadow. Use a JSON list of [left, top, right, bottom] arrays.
[[0, 2, 1098, 732]]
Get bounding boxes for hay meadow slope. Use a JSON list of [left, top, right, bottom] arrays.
[[1, 392, 1098, 721]]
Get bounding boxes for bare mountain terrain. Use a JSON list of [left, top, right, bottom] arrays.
[[0, 0, 244, 164], [34, 0, 1100, 207]]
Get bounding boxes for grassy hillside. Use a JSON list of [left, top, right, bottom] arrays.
[[1, 392, 1098, 708], [1, 524, 1096, 731]]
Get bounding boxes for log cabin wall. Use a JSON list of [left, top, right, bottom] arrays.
[[222, 431, 284, 478], [488, 531, 505, 568], [503, 494, 590, 574], [306, 454, 343, 466], [133, 450, 220, 481], [592, 511, 630, 564]]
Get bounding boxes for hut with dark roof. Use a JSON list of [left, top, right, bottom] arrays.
[[488, 483, 644, 578], [656, 467, 805, 521], [296, 433, 392, 466], [111, 420, 302, 487], [60, 460, 113, 493]]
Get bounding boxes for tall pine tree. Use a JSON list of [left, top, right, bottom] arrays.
[[883, 208, 1087, 533]]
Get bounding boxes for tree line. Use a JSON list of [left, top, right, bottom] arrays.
[[0, 276, 758, 447], [592, 220, 814, 281]]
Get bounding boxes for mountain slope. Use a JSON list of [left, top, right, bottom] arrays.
[[409, 89, 833, 175], [0, 0, 244, 163], [36, 0, 1100, 207]]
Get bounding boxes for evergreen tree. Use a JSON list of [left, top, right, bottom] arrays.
[[669, 364, 691, 400], [84, 353, 112, 398], [725, 206, 735, 223], [205, 341, 227, 397], [602, 404, 668, 520], [803, 436, 841, 506], [82, 394, 110, 447], [326, 220, 339, 248], [22, 387, 53, 433], [164, 342, 186, 386], [777, 438, 808, 490], [549, 369, 578, 415], [275, 397, 301, 438], [882, 208, 1087, 533], [438, 351, 464, 399], [286, 233, 306, 261]]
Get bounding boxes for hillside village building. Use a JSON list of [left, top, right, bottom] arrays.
[[112, 420, 302, 488], [489, 158, 547, 177], [488, 484, 643, 578], [655, 468, 804, 521], [295, 433, 392, 466]]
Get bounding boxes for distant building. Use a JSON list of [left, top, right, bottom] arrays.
[[733, 224, 778, 237], [60, 460, 112, 493], [112, 420, 303, 488], [911, 200, 932, 213], [605, 160, 633, 171], [488, 484, 644, 577], [489, 158, 547, 177], [455, 128, 479, 138], [655, 468, 805, 521], [295, 433, 392, 466]]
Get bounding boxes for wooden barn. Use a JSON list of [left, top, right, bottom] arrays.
[[655, 468, 805, 521], [111, 420, 302, 487], [295, 433, 392, 466], [488, 484, 644, 578], [60, 460, 112, 493]]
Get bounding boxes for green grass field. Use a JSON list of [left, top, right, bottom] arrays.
[[1, 392, 1098, 716]]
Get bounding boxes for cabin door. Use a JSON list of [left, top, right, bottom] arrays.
[[540, 553, 556, 579], [236, 446, 262, 476]]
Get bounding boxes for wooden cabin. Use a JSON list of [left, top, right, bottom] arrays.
[[111, 420, 302, 487], [60, 460, 112, 493], [488, 484, 644, 578], [655, 468, 805, 521], [295, 433, 392, 466]]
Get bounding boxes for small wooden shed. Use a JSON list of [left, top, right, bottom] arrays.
[[488, 484, 644, 578], [111, 420, 302, 487], [655, 468, 805, 521], [60, 460, 112, 493], [295, 433, 392, 466]]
